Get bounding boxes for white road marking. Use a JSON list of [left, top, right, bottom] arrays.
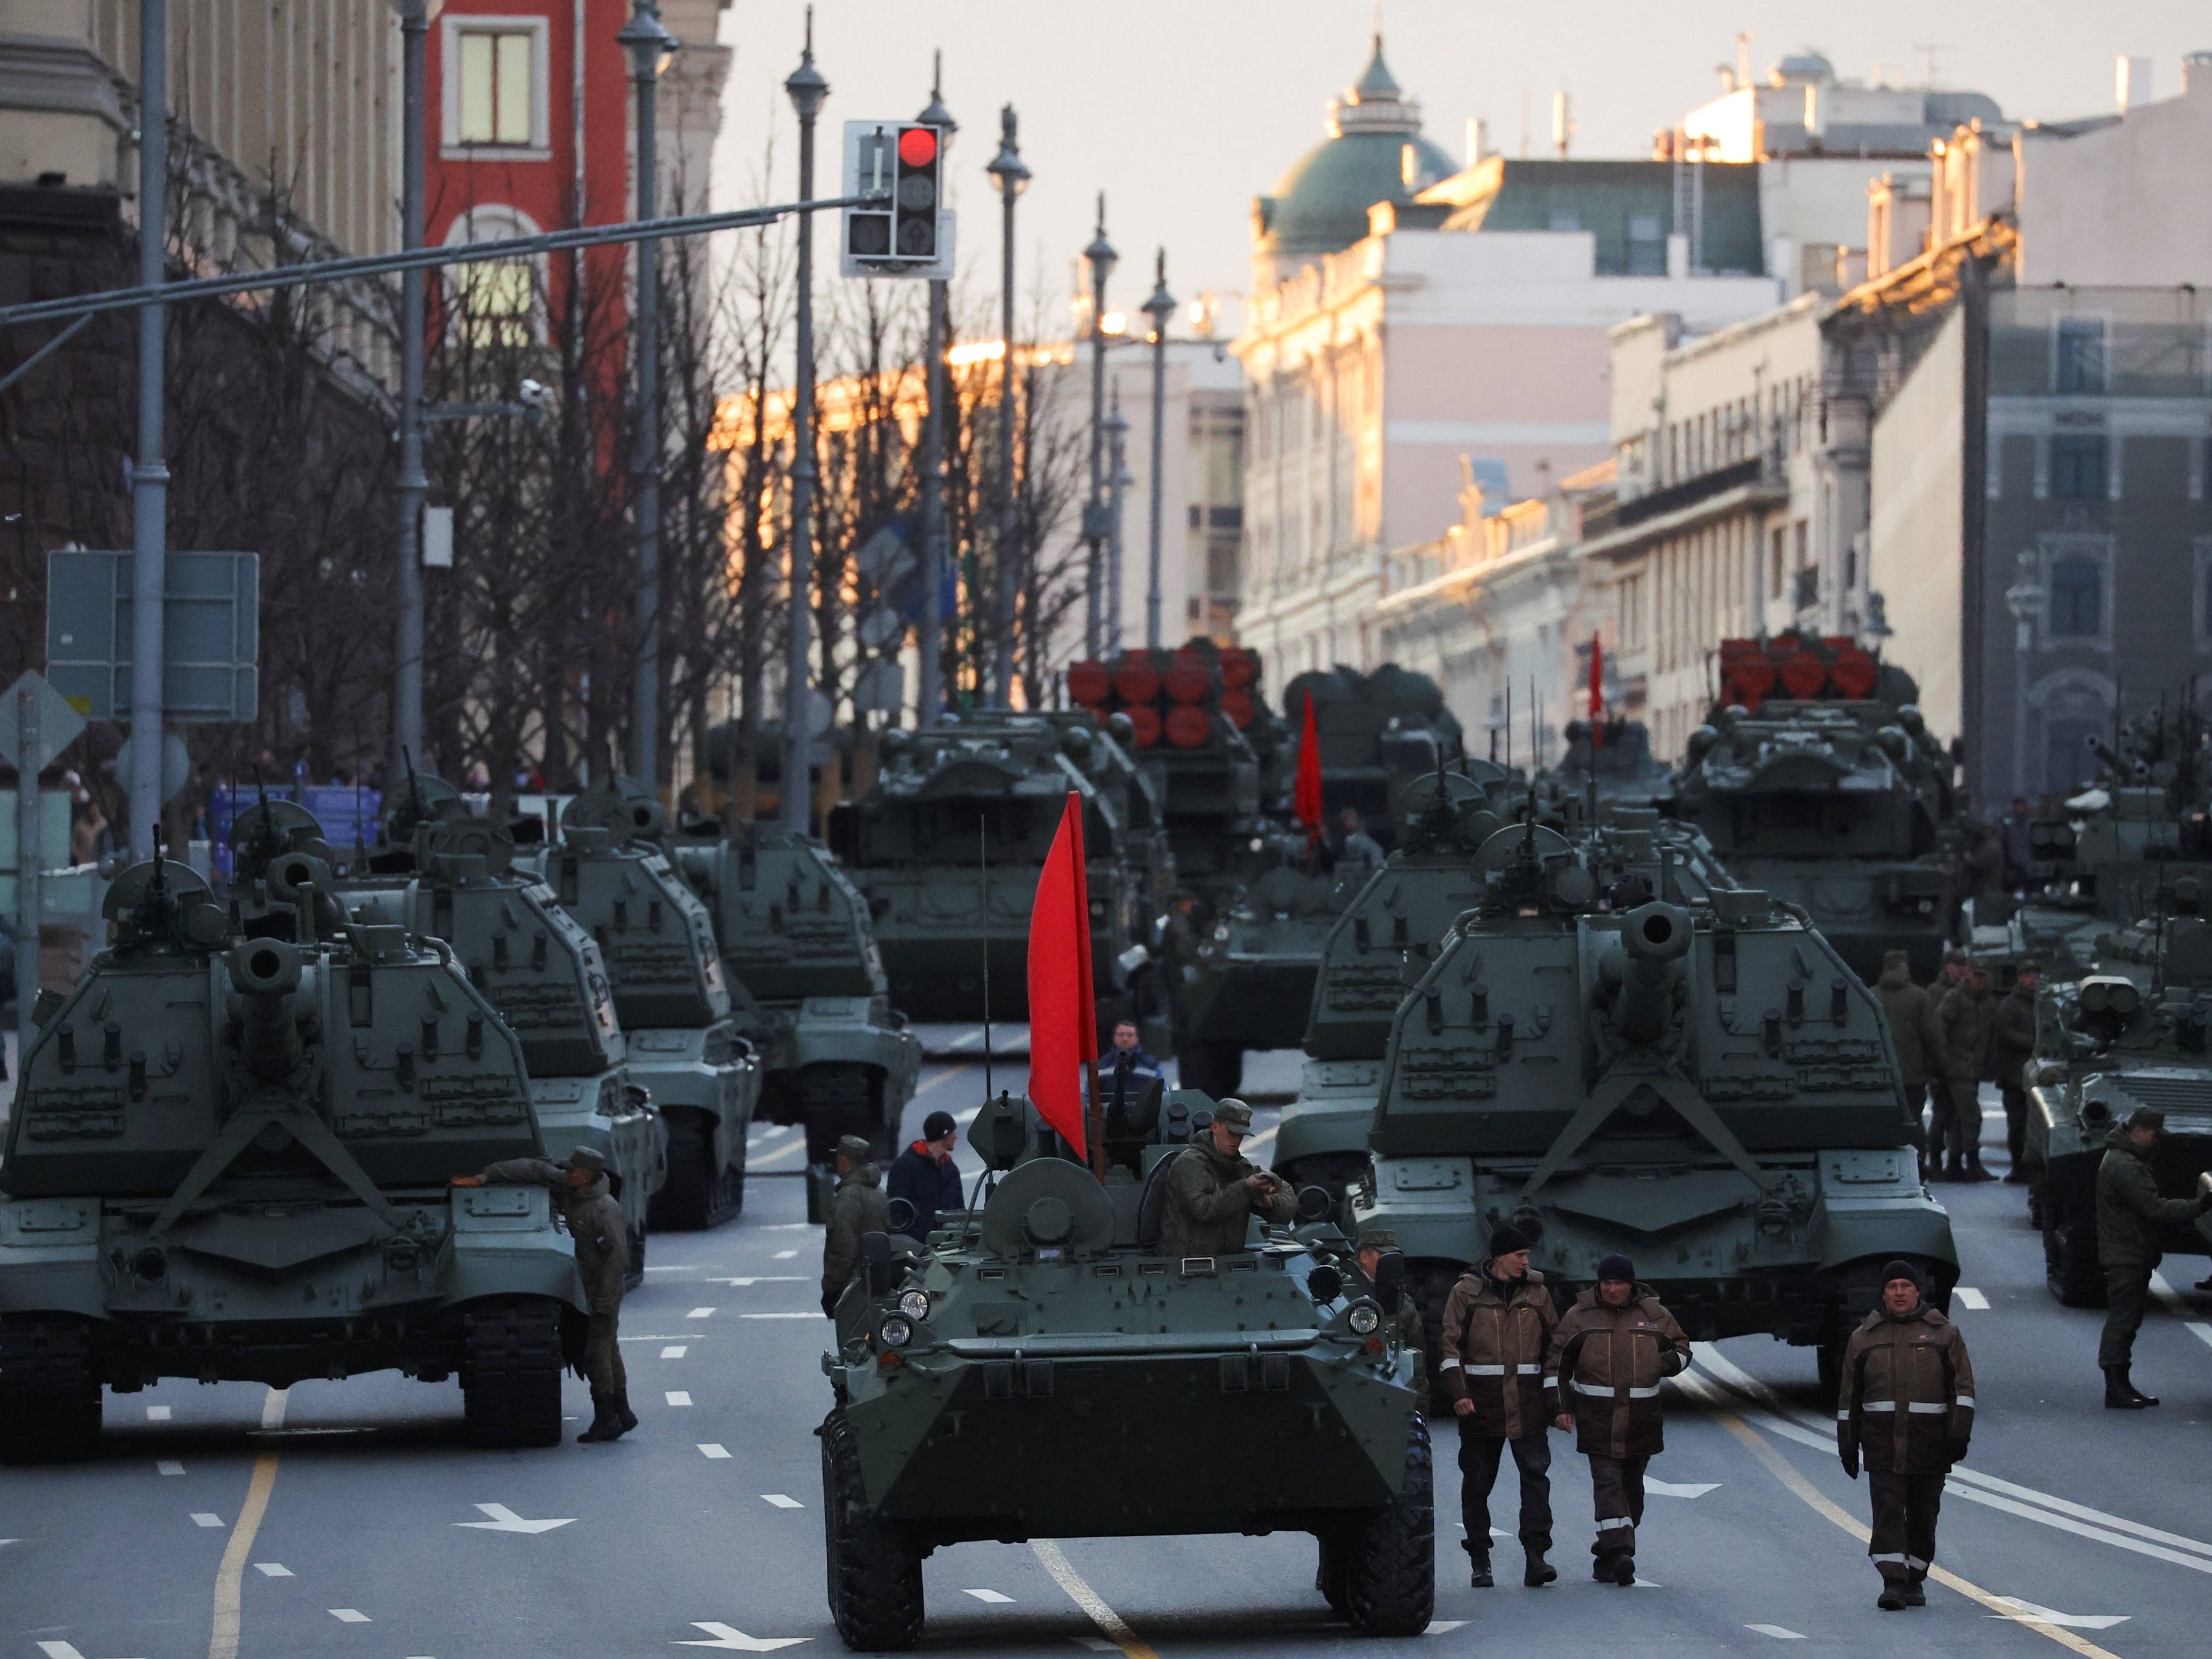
[[666, 1391, 693, 1407], [253, 1563, 293, 1577], [661, 1346, 689, 1359], [1242, 1127, 1277, 1155], [1745, 1625, 1804, 1640], [773, 1250, 799, 1259], [1955, 1286, 1991, 1309], [1422, 1621, 1467, 1635], [192, 1513, 225, 1528], [739, 1313, 821, 1321], [1646, 1479, 1720, 1498], [1632, 1577, 1661, 1587], [1991, 1599, 2130, 1630], [708, 1277, 808, 1287], [617, 1334, 705, 1341], [962, 1588, 1014, 1604], [328, 1609, 370, 1622], [146, 1405, 172, 1421], [36, 1644, 137, 1659], [157, 1459, 184, 1475], [671, 1622, 811, 1650], [454, 1504, 574, 1535], [2147, 1270, 2212, 1349], [761, 1494, 803, 1509], [261, 1388, 288, 1429], [1069, 1640, 1118, 1654], [687, 1307, 718, 1318], [698, 1444, 732, 1459]]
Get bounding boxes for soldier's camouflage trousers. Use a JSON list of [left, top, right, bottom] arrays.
[[584, 1310, 628, 1395]]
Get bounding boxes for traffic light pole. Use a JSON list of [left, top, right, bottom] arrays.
[[621, 2, 675, 793], [127, 0, 169, 864], [917, 277, 948, 728], [391, 0, 428, 787], [783, 21, 826, 832]]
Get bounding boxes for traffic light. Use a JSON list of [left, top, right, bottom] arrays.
[[893, 123, 940, 259], [841, 120, 955, 279]]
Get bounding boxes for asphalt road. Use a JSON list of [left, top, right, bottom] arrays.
[[4, 1059, 2209, 1659]]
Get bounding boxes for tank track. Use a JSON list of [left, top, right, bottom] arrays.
[[0, 1316, 103, 1464], [460, 1298, 566, 1449], [652, 1113, 746, 1231], [820, 1405, 924, 1650]]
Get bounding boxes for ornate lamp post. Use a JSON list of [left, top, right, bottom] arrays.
[[1140, 251, 1177, 651], [782, 13, 827, 830], [984, 107, 1029, 707], [1105, 394, 1130, 653], [1082, 198, 1117, 658], [2004, 548, 2048, 799]]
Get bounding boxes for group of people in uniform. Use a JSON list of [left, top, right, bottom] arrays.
[[1873, 946, 2037, 1185]]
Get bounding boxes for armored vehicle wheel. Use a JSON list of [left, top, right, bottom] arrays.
[[1341, 1415, 1434, 1636], [0, 1316, 103, 1464], [460, 1298, 566, 1449], [821, 1407, 923, 1650], [2043, 1211, 2107, 1307], [1314, 1528, 1351, 1617], [653, 1116, 746, 1231]]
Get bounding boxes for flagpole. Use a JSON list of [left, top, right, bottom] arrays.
[[1082, 815, 1107, 1181]]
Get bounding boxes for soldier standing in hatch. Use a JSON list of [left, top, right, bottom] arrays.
[[1837, 1261, 1974, 1610], [822, 1134, 892, 1315], [2095, 1107, 2212, 1408], [1160, 1099, 1297, 1258], [1354, 1228, 1428, 1414], [1439, 1222, 1557, 1589], [454, 1146, 633, 1444], [1545, 1254, 1692, 1587]]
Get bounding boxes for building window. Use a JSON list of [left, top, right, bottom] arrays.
[[2048, 558, 2101, 636], [1627, 214, 1664, 276], [2053, 316, 2107, 395], [443, 206, 544, 347], [443, 17, 550, 157], [2050, 434, 2108, 501]]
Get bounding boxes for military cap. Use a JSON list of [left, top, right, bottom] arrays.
[[1211, 1098, 1254, 1133], [563, 1146, 608, 1173], [1356, 1228, 1399, 1251], [1882, 948, 1910, 970], [2124, 1107, 2165, 1132], [2017, 959, 2042, 975], [835, 1134, 874, 1161], [1942, 946, 1969, 965]]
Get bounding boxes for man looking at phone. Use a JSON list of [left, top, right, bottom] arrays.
[[1160, 1098, 1296, 1257]]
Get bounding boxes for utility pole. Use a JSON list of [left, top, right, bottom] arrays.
[[127, 0, 169, 862], [915, 60, 955, 729], [619, 1, 680, 791], [1082, 197, 1116, 659], [391, 0, 427, 786], [1141, 250, 1176, 651], [783, 13, 826, 830], [1105, 391, 1129, 654], [985, 106, 1029, 708]]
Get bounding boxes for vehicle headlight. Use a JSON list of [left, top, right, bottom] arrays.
[[897, 1290, 931, 1322], [1347, 1302, 1381, 1337], [878, 1315, 914, 1349]]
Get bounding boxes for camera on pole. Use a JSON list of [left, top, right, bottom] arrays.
[[841, 120, 955, 280]]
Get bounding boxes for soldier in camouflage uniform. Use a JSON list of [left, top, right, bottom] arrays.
[[823, 1134, 892, 1315], [456, 1146, 633, 1444], [1160, 1099, 1297, 1257], [1355, 1228, 1428, 1413]]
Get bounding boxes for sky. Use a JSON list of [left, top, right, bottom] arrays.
[[709, 1, 2212, 339]]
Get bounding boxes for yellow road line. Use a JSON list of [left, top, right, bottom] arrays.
[[751, 1066, 977, 1167], [1031, 1539, 1162, 1659], [209, 1388, 287, 1659], [1716, 1410, 2124, 1659]]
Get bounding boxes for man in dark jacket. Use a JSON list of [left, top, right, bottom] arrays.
[[1934, 964, 1997, 1181], [1090, 1020, 1165, 1138], [456, 1146, 633, 1443], [1160, 1098, 1297, 1257], [887, 1110, 965, 1243], [1875, 950, 1943, 1173], [822, 1135, 891, 1315], [1989, 965, 2040, 1183], [2095, 1108, 2212, 1407], [1544, 1254, 1692, 1587], [1924, 949, 1968, 1171], [1838, 1261, 1975, 1610], [1439, 1222, 1559, 1589]]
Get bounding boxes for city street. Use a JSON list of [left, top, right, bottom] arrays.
[[4, 1057, 2207, 1659]]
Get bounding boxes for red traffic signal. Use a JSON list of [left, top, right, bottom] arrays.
[[897, 127, 937, 167]]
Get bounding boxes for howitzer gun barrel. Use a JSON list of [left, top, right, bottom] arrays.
[[228, 938, 307, 1080], [1615, 901, 1692, 1046]]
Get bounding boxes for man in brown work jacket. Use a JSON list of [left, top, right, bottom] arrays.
[[1545, 1253, 1692, 1586], [1837, 1260, 1976, 1610], [1439, 1221, 1559, 1588]]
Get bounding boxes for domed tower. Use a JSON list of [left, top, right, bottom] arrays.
[[1250, 37, 1456, 287]]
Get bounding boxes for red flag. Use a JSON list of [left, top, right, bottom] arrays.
[[1294, 690, 1324, 843], [1027, 790, 1101, 1167], [1588, 634, 1604, 749]]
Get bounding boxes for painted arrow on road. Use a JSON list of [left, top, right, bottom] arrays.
[[455, 1503, 574, 1534], [1646, 1479, 1721, 1498], [672, 1622, 811, 1650], [38, 1644, 145, 1659], [1992, 1599, 2130, 1630]]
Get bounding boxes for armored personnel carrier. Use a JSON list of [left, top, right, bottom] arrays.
[[669, 818, 920, 1164], [1349, 815, 1955, 1389], [1673, 635, 1954, 983], [0, 859, 586, 1460], [515, 784, 762, 1230], [818, 1090, 1431, 1649], [335, 802, 665, 1278], [1068, 643, 1324, 1095], [1554, 717, 1669, 810], [824, 711, 1174, 1028], [1278, 664, 1465, 853]]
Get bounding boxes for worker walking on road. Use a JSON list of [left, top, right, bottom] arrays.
[[454, 1146, 633, 1444], [2095, 1107, 2212, 1407], [1545, 1254, 1692, 1586], [822, 1135, 891, 1315], [1837, 1261, 1975, 1609], [1439, 1222, 1558, 1589]]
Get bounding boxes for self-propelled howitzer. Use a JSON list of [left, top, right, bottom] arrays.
[[0, 861, 586, 1461]]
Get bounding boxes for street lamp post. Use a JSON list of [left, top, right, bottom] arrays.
[[782, 13, 827, 832], [984, 106, 1029, 708], [390, 0, 428, 788], [2004, 548, 2047, 799], [1105, 392, 1130, 653], [617, 1, 680, 792], [1082, 197, 1116, 660], [916, 62, 955, 729], [128, 0, 170, 861], [1140, 250, 1176, 652]]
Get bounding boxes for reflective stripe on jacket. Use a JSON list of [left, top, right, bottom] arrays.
[[1544, 1285, 1692, 1459], [1836, 1301, 1975, 1475], [1439, 1263, 1557, 1440]]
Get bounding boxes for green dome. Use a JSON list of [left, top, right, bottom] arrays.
[[1253, 38, 1456, 261]]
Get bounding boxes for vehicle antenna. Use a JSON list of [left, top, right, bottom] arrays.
[[979, 812, 993, 1107]]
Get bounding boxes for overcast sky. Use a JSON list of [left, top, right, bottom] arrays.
[[710, 1, 2212, 338]]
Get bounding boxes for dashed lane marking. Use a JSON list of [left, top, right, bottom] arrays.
[[158, 1460, 184, 1475], [698, 1444, 731, 1459], [773, 1250, 799, 1260], [37, 1644, 139, 1659], [661, 1346, 689, 1359], [147, 1405, 172, 1421], [1745, 1626, 1804, 1640], [617, 1334, 705, 1341], [670, 1622, 811, 1650], [192, 1514, 226, 1529], [1992, 1601, 2129, 1630], [708, 1277, 809, 1287], [962, 1589, 1014, 1604], [1955, 1286, 1991, 1309], [687, 1307, 718, 1318], [739, 1313, 821, 1321], [1646, 1479, 1720, 1498], [328, 1610, 370, 1623], [209, 1387, 285, 1659], [1031, 1539, 1161, 1659], [666, 1391, 693, 1407], [1422, 1622, 1467, 1635], [761, 1494, 803, 1509], [2148, 1270, 2212, 1349], [252, 1564, 291, 1577]]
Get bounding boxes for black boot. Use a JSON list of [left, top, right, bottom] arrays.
[[1468, 1554, 1493, 1588], [1902, 1576, 1926, 1607], [1612, 1554, 1637, 1587], [614, 1388, 639, 1431], [578, 1391, 627, 1441], [1963, 1160, 1998, 1183], [1523, 1550, 1557, 1587], [2107, 1365, 2159, 1408]]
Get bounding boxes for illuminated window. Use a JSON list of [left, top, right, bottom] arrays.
[[443, 206, 542, 348], [443, 18, 548, 155]]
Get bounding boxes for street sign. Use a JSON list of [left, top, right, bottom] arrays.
[[854, 518, 916, 587], [113, 730, 192, 802], [0, 671, 86, 773], [46, 549, 259, 722], [840, 120, 956, 280]]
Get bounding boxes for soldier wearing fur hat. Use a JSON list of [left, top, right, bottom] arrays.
[[455, 1146, 633, 1442], [1438, 1222, 1559, 1589], [1837, 1261, 1974, 1610]]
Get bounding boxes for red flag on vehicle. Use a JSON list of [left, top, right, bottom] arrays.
[[1294, 691, 1324, 843], [1588, 634, 1604, 749], [1027, 790, 1101, 1167]]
